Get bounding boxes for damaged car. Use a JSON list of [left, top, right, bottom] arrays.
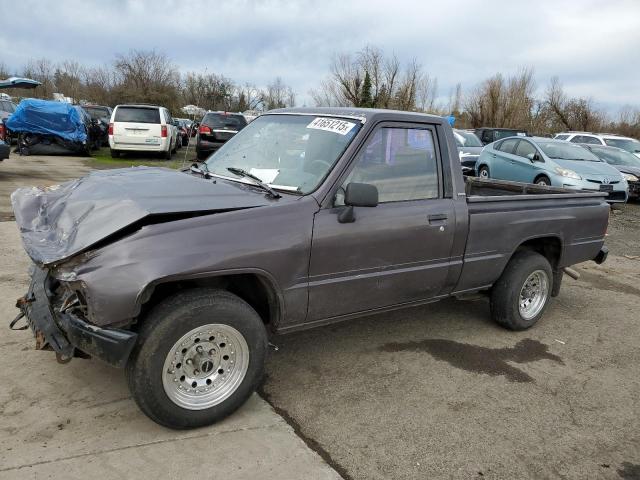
[[12, 108, 610, 429], [6, 99, 96, 156]]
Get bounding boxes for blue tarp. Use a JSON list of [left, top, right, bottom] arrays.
[[6, 99, 87, 143]]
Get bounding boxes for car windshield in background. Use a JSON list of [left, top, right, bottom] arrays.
[[537, 141, 601, 161], [114, 107, 160, 124], [84, 107, 109, 120], [203, 113, 247, 130], [604, 138, 640, 153], [205, 115, 361, 194], [495, 130, 527, 140], [590, 147, 640, 167], [456, 130, 482, 147]]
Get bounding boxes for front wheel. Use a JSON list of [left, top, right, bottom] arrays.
[[490, 251, 553, 330], [478, 165, 490, 179], [126, 289, 268, 429], [535, 176, 551, 186]]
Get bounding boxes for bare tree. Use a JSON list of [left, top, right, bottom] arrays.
[[261, 77, 295, 110], [310, 45, 438, 112], [112, 49, 181, 111]]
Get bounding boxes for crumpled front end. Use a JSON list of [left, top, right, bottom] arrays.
[[14, 264, 137, 367]]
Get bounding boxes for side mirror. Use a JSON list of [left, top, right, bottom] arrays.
[[338, 182, 378, 223], [527, 153, 541, 162]]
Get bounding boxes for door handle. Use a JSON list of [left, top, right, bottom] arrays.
[[428, 213, 448, 223]]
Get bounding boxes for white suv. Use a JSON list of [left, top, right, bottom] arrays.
[[109, 104, 178, 159], [554, 132, 640, 158]]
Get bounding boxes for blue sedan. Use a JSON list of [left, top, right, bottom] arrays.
[[476, 136, 628, 203]]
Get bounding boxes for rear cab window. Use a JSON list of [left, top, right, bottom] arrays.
[[202, 113, 247, 131], [114, 107, 161, 124]]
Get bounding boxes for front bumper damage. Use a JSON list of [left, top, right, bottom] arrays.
[[13, 266, 137, 368]]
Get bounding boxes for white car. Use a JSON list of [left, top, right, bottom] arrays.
[[109, 104, 178, 159], [554, 132, 640, 158]]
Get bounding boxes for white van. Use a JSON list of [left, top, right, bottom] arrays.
[[109, 105, 178, 159]]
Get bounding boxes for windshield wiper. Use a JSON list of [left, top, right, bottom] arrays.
[[190, 162, 212, 179], [226, 167, 281, 198]]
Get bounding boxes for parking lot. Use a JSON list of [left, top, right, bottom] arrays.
[[1, 153, 639, 479]]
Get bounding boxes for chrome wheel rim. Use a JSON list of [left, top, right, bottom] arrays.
[[479, 169, 489, 179], [537, 180, 548, 186], [162, 324, 249, 410], [518, 270, 549, 320]]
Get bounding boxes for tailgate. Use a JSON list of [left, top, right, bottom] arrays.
[[114, 121, 162, 145]]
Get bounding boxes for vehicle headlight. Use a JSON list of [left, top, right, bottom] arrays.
[[623, 173, 638, 182], [554, 167, 582, 180]]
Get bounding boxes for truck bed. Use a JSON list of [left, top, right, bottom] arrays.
[[454, 176, 610, 294], [464, 177, 608, 201]]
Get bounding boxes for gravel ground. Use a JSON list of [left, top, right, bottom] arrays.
[[1, 154, 639, 479]]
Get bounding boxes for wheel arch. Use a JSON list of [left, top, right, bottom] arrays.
[[511, 235, 563, 270], [135, 269, 284, 332]]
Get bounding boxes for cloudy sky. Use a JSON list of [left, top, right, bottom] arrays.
[[1, 0, 639, 112]]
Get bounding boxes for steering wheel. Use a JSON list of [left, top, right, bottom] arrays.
[[306, 159, 332, 175]]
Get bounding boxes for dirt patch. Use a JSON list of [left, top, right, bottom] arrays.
[[617, 462, 640, 479], [380, 338, 562, 383], [607, 203, 640, 257], [577, 269, 640, 297]]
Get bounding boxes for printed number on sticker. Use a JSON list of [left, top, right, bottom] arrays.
[[307, 117, 356, 135]]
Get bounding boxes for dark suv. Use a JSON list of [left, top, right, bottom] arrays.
[[196, 111, 247, 160], [475, 127, 528, 145]]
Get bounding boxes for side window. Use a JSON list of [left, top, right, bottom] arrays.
[[555, 134, 569, 140], [514, 140, 537, 158], [339, 127, 439, 204], [583, 136, 601, 145], [481, 130, 493, 144], [497, 138, 518, 154]]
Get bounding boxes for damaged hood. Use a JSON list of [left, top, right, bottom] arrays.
[[11, 166, 275, 266]]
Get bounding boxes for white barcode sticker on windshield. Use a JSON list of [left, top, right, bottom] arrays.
[[307, 117, 356, 135]]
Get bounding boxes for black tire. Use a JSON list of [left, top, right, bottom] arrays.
[[164, 146, 172, 160], [534, 175, 551, 186], [126, 288, 268, 429], [196, 150, 208, 161], [182, 136, 189, 147], [110, 149, 119, 158], [171, 140, 177, 154], [478, 165, 490, 179], [490, 250, 553, 331]]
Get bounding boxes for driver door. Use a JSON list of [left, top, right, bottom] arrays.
[[307, 123, 456, 321]]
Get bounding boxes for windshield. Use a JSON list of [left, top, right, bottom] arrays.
[[202, 113, 247, 130], [84, 106, 109, 120], [590, 146, 640, 167], [454, 130, 482, 147], [604, 138, 640, 153], [537, 141, 601, 161], [204, 115, 361, 193], [494, 130, 527, 140], [115, 107, 160, 124]]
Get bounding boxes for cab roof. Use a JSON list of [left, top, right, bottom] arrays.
[[267, 107, 446, 125]]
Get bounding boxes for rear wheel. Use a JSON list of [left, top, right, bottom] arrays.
[[478, 165, 490, 179], [126, 289, 267, 429], [164, 145, 172, 160], [196, 150, 208, 161], [490, 250, 553, 330], [110, 149, 119, 158]]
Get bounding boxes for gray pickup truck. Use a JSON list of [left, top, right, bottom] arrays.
[[11, 108, 609, 429]]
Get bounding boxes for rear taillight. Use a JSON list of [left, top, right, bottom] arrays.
[[0, 123, 5, 140], [199, 125, 211, 134], [161, 125, 167, 138], [108, 123, 113, 135]]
